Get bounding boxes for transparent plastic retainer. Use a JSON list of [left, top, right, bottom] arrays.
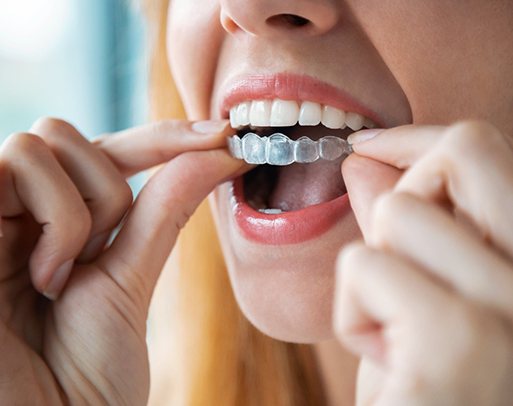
[[227, 133, 353, 165]]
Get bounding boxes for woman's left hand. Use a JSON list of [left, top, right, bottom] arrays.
[[335, 121, 513, 405]]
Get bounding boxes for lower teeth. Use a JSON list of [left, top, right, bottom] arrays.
[[258, 208, 284, 214]]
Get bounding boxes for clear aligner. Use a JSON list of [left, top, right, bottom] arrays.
[[227, 133, 353, 165]]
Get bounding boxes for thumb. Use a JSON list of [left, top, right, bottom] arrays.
[[95, 148, 249, 308], [342, 154, 402, 241]]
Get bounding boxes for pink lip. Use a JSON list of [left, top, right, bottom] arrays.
[[220, 72, 364, 244], [230, 177, 351, 245], [219, 72, 386, 127]]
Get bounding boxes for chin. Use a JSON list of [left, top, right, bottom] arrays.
[[209, 182, 361, 344], [229, 263, 336, 343]]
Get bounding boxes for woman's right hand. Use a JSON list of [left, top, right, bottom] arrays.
[[0, 117, 245, 405]]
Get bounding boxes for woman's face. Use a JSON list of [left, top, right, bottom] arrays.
[[167, 0, 513, 342]]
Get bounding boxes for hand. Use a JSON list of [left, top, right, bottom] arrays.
[[335, 121, 513, 405], [0, 117, 247, 405]]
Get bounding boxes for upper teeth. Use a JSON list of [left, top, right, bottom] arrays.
[[229, 99, 376, 131]]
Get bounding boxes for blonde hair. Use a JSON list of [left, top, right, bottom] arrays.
[[143, 1, 325, 404]]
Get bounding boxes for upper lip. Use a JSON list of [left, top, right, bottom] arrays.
[[218, 72, 387, 128]]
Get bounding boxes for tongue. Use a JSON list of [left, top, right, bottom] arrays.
[[268, 159, 346, 211], [267, 124, 350, 211]]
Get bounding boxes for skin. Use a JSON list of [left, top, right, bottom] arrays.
[[167, 0, 513, 340], [0, 119, 249, 404], [1, 1, 513, 405], [167, 0, 513, 404]]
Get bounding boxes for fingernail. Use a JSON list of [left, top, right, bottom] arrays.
[[191, 120, 229, 134], [79, 231, 110, 262], [43, 259, 74, 300], [347, 129, 385, 145]]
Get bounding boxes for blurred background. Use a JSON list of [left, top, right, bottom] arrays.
[[0, 0, 149, 192]]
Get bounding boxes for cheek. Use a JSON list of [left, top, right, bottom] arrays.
[[350, 4, 461, 123], [348, 1, 513, 125], [166, 0, 224, 119]]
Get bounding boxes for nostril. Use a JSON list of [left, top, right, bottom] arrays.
[[267, 14, 311, 29]]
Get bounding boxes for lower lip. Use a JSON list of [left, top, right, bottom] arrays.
[[229, 176, 351, 245]]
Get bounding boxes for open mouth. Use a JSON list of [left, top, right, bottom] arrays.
[[230, 98, 376, 213]]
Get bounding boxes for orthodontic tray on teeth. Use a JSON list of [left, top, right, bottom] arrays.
[[227, 133, 353, 165]]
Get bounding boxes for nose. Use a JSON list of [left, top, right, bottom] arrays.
[[220, 0, 339, 37]]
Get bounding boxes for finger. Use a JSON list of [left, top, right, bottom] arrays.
[[0, 133, 92, 297], [31, 118, 132, 261], [395, 121, 513, 259], [370, 191, 513, 319], [342, 154, 402, 240], [0, 159, 23, 217], [334, 242, 451, 364], [30, 118, 133, 262], [96, 148, 249, 309], [351, 121, 513, 260], [93, 119, 232, 177], [348, 124, 445, 169], [0, 161, 40, 271], [336, 242, 513, 405]]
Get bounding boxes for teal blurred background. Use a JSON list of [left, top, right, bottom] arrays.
[[0, 0, 149, 190], [0, 0, 148, 136]]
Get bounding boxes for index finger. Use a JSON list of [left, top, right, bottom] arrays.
[[96, 148, 250, 310], [92, 119, 232, 177], [348, 124, 444, 169]]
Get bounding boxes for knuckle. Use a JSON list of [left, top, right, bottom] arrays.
[[151, 119, 183, 135], [444, 120, 499, 154], [31, 117, 80, 144], [144, 121, 178, 161], [372, 192, 410, 241], [2, 132, 47, 156], [172, 205, 195, 232], [90, 133, 110, 146], [32, 116, 71, 134], [104, 181, 133, 217], [374, 192, 399, 221], [147, 120, 188, 148], [338, 242, 367, 279], [66, 205, 93, 244], [73, 203, 93, 233], [149, 120, 171, 139], [96, 255, 150, 312], [116, 181, 134, 207], [48, 204, 92, 253]]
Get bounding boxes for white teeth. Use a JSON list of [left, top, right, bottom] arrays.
[[230, 106, 238, 128], [230, 98, 376, 130], [345, 111, 365, 131], [270, 99, 299, 127], [236, 101, 251, 126], [259, 208, 284, 214], [249, 100, 272, 126], [298, 101, 322, 126], [321, 105, 346, 129]]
